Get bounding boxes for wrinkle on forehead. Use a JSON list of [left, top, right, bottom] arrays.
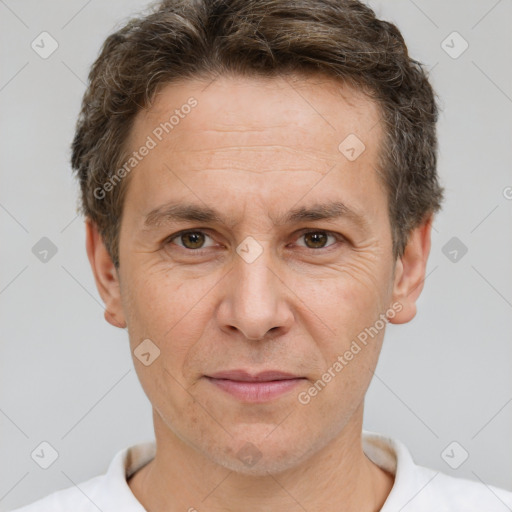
[[133, 73, 382, 140], [122, 73, 387, 224]]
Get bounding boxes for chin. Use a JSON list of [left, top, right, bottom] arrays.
[[218, 449, 304, 477], [207, 428, 315, 476]]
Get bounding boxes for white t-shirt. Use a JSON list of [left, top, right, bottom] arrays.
[[10, 431, 512, 511]]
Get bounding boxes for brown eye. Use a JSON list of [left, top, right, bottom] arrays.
[[168, 231, 214, 251], [303, 231, 329, 249], [181, 232, 205, 249], [293, 230, 343, 251]]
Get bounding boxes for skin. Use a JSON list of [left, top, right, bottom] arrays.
[[86, 73, 433, 511]]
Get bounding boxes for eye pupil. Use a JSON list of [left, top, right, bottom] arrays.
[[172, 230, 335, 252], [182, 232, 205, 249], [304, 232, 328, 249]]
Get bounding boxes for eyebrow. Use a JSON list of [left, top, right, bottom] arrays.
[[143, 200, 369, 231]]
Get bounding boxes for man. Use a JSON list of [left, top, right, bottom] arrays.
[[12, 0, 512, 510]]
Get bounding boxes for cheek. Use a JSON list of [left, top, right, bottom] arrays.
[[124, 265, 188, 327], [123, 272, 211, 417], [305, 314, 385, 430], [297, 258, 392, 408], [122, 267, 218, 361], [305, 259, 392, 339]]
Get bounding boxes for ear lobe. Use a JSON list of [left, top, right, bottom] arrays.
[[85, 219, 127, 329], [104, 309, 127, 329], [388, 214, 434, 325]]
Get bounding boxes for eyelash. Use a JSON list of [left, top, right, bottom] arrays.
[[164, 229, 345, 255]]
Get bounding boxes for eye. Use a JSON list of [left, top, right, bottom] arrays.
[[295, 230, 341, 250], [164, 228, 344, 255], [167, 230, 216, 251]]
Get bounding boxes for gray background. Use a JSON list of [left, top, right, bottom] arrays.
[[1, 0, 511, 509]]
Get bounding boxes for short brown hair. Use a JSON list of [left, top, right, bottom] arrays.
[[71, 0, 444, 268]]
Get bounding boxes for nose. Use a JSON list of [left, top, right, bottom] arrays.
[[216, 242, 294, 341]]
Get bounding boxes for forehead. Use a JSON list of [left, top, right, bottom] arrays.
[[135, 73, 382, 150], [122, 73, 386, 226]]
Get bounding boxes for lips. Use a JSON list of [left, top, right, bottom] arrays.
[[207, 369, 300, 382], [205, 369, 305, 402]]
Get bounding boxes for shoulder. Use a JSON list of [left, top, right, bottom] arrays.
[[362, 431, 512, 511], [8, 441, 155, 512], [8, 475, 104, 512], [417, 468, 512, 511]]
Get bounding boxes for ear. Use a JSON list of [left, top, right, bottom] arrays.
[[85, 219, 126, 329], [388, 214, 433, 324]]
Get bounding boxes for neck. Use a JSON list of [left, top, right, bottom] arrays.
[[128, 404, 394, 512]]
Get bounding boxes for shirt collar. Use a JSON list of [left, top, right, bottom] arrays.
[[97, 431, 427, 511]]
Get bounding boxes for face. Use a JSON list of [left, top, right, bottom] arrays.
[[88, 73, 431, 475]]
